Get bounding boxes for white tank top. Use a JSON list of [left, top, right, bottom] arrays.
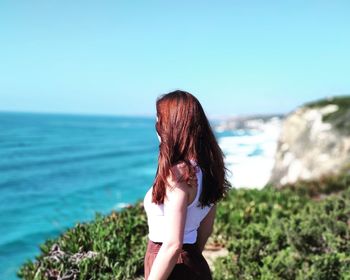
[[143, 159, 214, 244]]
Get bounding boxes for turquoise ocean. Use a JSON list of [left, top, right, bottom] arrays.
[[0, 112, 277, 279]]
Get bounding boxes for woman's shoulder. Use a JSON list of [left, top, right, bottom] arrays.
[[166, 162, 188, 188], [168, 160, 198, 182], [171, 161, 187, 175], [167, 162, 197, 190]]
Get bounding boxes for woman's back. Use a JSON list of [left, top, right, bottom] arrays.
[[143, 159, 213, 244]]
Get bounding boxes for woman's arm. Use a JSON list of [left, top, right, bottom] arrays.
[[147, 169, 189, 280], [196, 204, 216, 252]]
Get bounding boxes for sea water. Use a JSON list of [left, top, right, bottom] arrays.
[[0, 112, 281, 279]]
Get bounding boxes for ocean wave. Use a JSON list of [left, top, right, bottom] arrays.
[[0, 227, 62, 252], [218, 121, 281, 189], [113, 202, 131, 209], [0, 146, 155, 173]]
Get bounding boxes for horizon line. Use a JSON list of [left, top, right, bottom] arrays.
[[0, 109, 287, 121]]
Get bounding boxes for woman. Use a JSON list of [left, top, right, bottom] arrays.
[[143, 90, 231, 280]]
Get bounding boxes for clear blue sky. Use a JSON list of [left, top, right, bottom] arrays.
[[0, 1, 349, 118]]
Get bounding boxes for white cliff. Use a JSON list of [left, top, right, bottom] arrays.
[[269, 96, 350, 187]]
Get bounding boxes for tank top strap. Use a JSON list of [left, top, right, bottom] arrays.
[[187, 161, 202, 208]]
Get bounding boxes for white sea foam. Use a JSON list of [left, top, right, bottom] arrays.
[[218, 119, 282, 189], [113, 202, 131, 209]]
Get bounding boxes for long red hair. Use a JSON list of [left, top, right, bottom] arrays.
[[152, 90, 231, 208]]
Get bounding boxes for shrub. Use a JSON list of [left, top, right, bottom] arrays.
[[18, 171, 350, 279], [18, 202, 148, 280], [212, 185, 350, 280]]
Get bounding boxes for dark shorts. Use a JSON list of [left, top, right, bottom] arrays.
[[144, 239, 212, 280]]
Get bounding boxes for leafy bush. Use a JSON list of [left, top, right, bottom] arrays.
[[212, 184, 350, 280], [18, 202, 148, 280], [18, 171, 350, 280], [280, 167, 350, 198]]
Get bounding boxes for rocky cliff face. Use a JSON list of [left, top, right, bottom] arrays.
[[268, 96, 350, 187]]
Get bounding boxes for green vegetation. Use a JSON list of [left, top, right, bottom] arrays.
[[18, 204, 148, 280], [303, 95, 350, 133], [18, 170, 350, 280], [212, 182, 350, 279], [279, 164, 350, 198]]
